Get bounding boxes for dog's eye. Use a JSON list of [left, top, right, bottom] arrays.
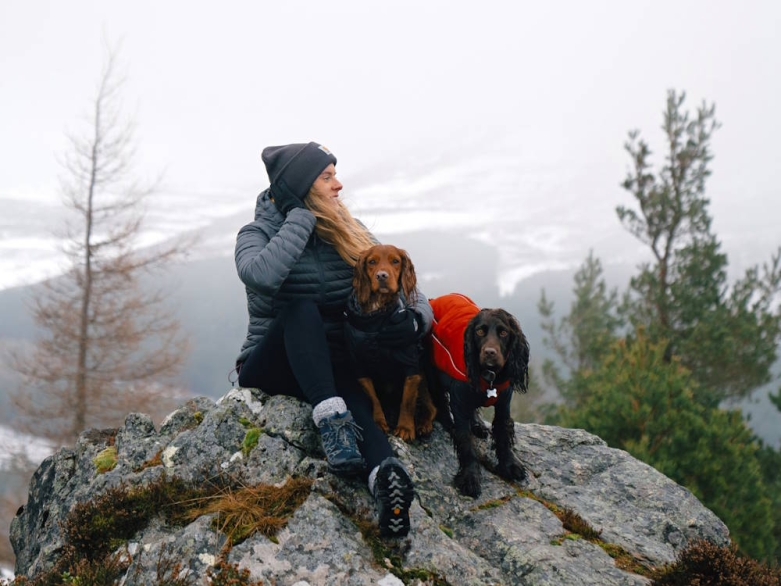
[[476, 327, 487, 337], [367, 259, 376, 265], [392, 258, 400, 264], [499, 329, 509, 338]]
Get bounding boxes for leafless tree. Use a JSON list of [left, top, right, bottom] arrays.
[[8, 45, 190, 445]]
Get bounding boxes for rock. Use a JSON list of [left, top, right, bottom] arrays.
[[10, 389, 730, 585]]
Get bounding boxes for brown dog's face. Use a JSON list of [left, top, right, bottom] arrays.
[[364, 244, 405, 295], [464, 308, 530, 391], [353, 244, 417, 312]]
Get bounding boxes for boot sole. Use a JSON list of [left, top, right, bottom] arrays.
[[376, 458, 414, 537]]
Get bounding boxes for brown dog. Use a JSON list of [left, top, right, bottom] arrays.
[[344, 244, 436, 441]]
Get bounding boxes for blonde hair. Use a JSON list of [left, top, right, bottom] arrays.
[[305, 189, 375, 266]]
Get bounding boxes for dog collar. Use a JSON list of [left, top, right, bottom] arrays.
[[480, 370, 511, 406]]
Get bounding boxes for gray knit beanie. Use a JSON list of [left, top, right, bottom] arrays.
[[262, 142, 337, 200]]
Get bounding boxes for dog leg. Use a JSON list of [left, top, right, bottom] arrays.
[[470, 410, 489, 439], [428, 365, 454, 433], [394, 374, 421, 441], [453, 425, 482, 498], [493, 396, 526, 482], [445, 379, 484, 497], [358, 377, 390, 433], [415, 379, 437, 438]]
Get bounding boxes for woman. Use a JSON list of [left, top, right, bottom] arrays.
[[234, 142, 433, 538]]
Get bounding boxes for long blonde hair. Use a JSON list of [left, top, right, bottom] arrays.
[[305, 190, 375, 266]]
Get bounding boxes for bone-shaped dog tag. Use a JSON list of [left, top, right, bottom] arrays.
[[486, 388, 498, 399]]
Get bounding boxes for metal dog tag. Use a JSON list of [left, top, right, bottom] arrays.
[[486, 387, 498, 399]]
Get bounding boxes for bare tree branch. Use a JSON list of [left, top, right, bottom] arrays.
[[7, 44, 190, 446]]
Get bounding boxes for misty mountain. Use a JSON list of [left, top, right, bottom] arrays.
[[0, 228, 522, 399], [1, 227, 779, 448]]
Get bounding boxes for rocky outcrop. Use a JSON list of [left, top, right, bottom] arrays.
[[10, 388, 730, 585]]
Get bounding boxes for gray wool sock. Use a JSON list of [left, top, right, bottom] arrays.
[[368, 465, 380, 495], [312, 397, 348, 427]]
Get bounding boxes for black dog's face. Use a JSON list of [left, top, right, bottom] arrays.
[[464, 308, 530, 392]]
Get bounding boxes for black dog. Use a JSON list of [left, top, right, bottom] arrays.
[[428, 293, 529, 498]]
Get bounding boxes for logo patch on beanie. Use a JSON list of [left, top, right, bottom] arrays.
[[318, 145, 333, 155]]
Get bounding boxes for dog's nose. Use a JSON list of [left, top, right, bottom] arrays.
[[376, 271, 389, 282], [482, 347, 498, 359]]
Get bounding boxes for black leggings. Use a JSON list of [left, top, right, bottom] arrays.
[[238, 299, 392, 471]]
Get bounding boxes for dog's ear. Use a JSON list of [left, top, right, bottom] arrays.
[[353, 248, 374, 308], [499, 309, 530, 393], [463, 311, 485, 390], [399, 248, 418, 304]]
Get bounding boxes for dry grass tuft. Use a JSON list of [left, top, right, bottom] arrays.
[[558, 507, 603, 541], [650, 539, 781, 586], [134, 450, 163, 472], [187, 477, 313, 545], [8, 474, 313, 584]]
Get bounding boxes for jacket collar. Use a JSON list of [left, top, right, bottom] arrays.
[[255, 187, 285, 225], [345, 293, 402, 327]]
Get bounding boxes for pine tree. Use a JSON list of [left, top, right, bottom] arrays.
[[555, 331, 775, 560], [618, 90, 781, 407], [538, 251, 622, 407], [755, 444, 781, 563], [539, 90, 781, 561]]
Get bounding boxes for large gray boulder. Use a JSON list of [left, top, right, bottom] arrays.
[[9, 388, 729, 585]]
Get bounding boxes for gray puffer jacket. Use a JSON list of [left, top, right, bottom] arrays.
[[234, 188, 433, 365]]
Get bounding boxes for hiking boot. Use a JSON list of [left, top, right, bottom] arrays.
[[374, 457, 414, 538], [317, 411, 366, 476]]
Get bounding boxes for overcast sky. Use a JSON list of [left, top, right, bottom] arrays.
[[1, 0, 780, 291]]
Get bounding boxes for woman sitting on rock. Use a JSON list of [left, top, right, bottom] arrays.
[[234, 142, 433, 537]]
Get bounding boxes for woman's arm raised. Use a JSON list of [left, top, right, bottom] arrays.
[[235, 208, 317, 296]]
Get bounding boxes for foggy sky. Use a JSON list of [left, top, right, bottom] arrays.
[[1, 0, 780, 290]]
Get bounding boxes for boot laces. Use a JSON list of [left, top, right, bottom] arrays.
[[321, 414, 363, 460]]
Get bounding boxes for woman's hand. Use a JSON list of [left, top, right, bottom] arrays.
[[271, 179, 306, 216]]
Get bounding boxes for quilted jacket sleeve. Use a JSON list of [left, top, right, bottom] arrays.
[[235, 208, 317, 296], [411, 288, 434, 336]]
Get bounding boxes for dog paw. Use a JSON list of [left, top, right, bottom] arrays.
[[393, 425, 416, 442], [497, 459, 527, 482], [374, 417, 390, 433], [454, 466, 482, 498], [416, 421, 434, 438], [470, 416, 489, 439]]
